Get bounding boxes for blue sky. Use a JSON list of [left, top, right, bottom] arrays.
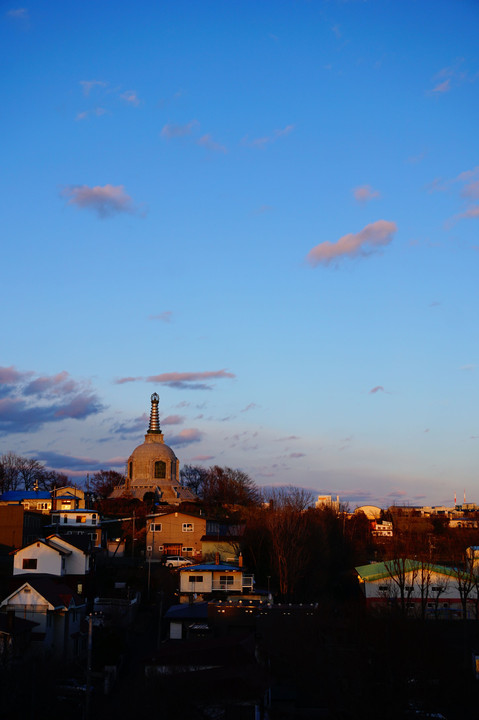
[[1, 0, 478, 508]]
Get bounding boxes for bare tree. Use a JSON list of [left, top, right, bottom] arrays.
[[0, 452, 66, 492], [384, 557, 419, 616], [262, 487, 314, 599]]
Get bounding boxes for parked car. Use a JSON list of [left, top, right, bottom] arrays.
[[165, 555, 193, 568]]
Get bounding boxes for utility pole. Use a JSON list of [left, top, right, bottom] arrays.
[[84, 613, 93, 720]]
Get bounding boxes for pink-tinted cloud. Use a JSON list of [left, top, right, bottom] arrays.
[[306, 220, 397, 266], [429, 60, 469, 95], [161, 120, 198, 139], [80, 80, 107, 96], [61, 184, 137, 218], [146, 370, 235, 390], [149, 311, 173, 322], [243, 124, 294, 148], [454, 205, 479, 222], [197, 134, 227, 153], [121, 90, 140, 106], [461, 180, 479, 200], [289, 452, 306, 459], [353, 185, 380, 204], [168, 428, 204, 447], [114, 376, 142, 385], [369, 386, 385, 394], [431, 78, 451, 94], [0, 366, 33, 384], [191, 455, 215, 462], [162, 415, 185, 425]]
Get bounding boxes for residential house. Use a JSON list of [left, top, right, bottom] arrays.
[[178, 562, 254, 603], [49, 509, 102, 547], [0, 576, 86, 658], [146, 510, 206, 560], [51, 485, 85, 512], [0, 490, 52, 514], [201, 521, 243, 563], [356, 559, 477, 618], [13, 535, 91, 577]]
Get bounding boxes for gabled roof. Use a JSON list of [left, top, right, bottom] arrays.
[[12, 538, 70, 557], [2, 575, 84, 610], [355, 559, 462, 582]]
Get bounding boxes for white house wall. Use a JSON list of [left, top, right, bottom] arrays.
[[14, 543, 63, 576]]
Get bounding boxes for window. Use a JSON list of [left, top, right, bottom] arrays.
[[52, 515, 60, 524], [129, 461, 133, 479], [219, 575, 234, 586], [432, 586, 443, 593], [182, 547, 193, 554], [150, 523, 162, 532], [182, 523, 194, 532], [188, 576, 204, 583], [22, 559, 37, 570], [154, 460, 166, 479], [405, 586, 414, 592], [378, 585, 389, 592], [76, 515, 86, 523], [158, 545, 164, 552]]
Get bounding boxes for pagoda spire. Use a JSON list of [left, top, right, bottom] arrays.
[[147, 392, 161, 434]]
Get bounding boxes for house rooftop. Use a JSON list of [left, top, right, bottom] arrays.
[[179, 563, 241, 572], [0, 491, 51, 501]]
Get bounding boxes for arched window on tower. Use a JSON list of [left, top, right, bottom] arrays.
[[154, 460, 166, 479], [129, 462, 133, 479], [171, 460, 176, 481]]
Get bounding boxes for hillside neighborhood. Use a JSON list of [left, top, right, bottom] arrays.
[[2, 398, 479, 719]]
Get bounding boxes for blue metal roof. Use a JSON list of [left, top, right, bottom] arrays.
[[0, 491, 51, 501], [179, 563, 241, 572]]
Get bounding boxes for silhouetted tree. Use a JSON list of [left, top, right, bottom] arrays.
[[0, 451, 67, 492]]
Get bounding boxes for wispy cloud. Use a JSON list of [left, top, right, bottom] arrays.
[[369, 385, 386, 394], [241, 403, 258, 413], [161, 120, 198, 139], [306, 220, 397, 267], [76, 108, 107, 121], [429, 60, 471, 95], [6, 7, 29, 20], [149, 311, 173, 323], [353, 185, 380, 204], [431, 78, 451, 94], [162, 415, 185, 425], [0, 366, 104, 435], [80, 80, 107, 96], [61, 184, 139, 218], [168, 428, 204, 447], [114, 376, 142, 385], [112, 414, 149, 435], [197, 134, 227, 153], [120, 90, 140, 106], [114, 370, 235, 391], [191, 454, 215, 462], [242, 124, 294, 148], [146, 370, 235, 390]]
